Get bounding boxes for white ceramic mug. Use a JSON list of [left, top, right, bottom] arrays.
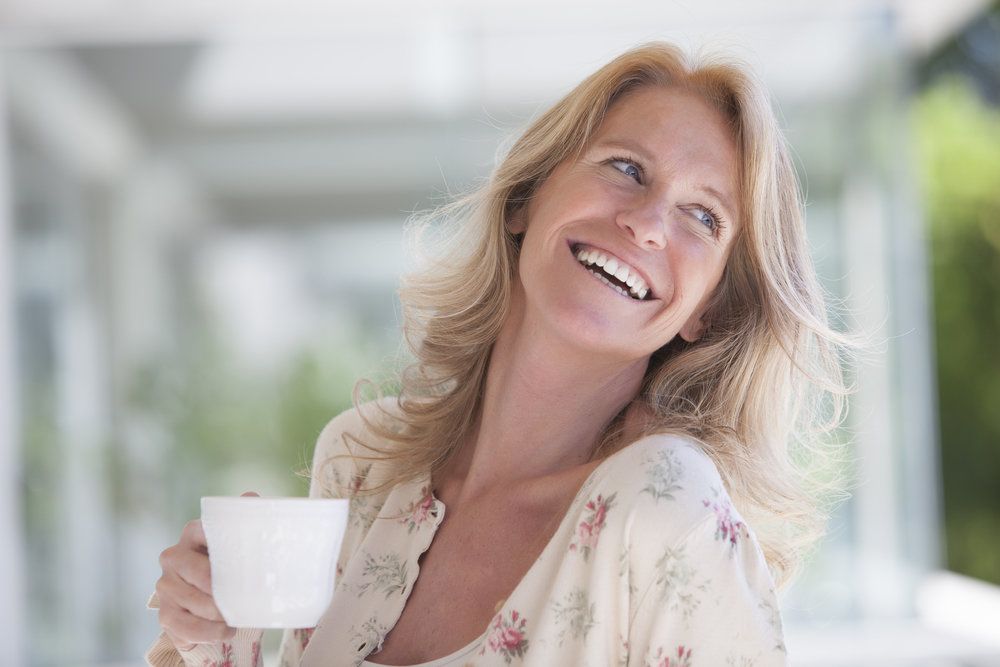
[[200, 496, 349, 628]]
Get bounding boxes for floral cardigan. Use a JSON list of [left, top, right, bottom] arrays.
[[146, 402, 788, 667]]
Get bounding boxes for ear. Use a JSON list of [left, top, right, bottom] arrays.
[[506, 207, 527, 235], [680, 296, 716, 343], [679, 310, 707, 343]]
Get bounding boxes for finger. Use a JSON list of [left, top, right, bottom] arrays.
[[180, 519, 207, 551], [156, 571, 226, 623], [162, 541, 213, 596], [158, 597, 235, 645], [240, 490, 260, 497]]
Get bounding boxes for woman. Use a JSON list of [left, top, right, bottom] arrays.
[[148, 42, 849, 666]]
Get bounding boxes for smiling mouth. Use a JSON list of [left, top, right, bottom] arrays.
[[569, 242, 654, 301]]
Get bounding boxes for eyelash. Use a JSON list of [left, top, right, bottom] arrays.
[[605, 154, 727, 236]]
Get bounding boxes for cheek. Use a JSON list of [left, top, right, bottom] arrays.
[[666, 241, 727, 303], [534, 178, 621, 224], [670, 237, 715, 278], [515, 240, 557, 293]]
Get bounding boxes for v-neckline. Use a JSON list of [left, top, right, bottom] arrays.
[[390, 434, 658, 658]]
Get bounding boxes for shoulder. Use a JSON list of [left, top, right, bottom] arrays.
[[309, 396, 403, 499], [593, 433, 730, 541], [595, 433, 772, 577], [608, 436, 786, 659]]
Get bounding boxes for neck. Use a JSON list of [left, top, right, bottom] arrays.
[[440, 295, 650, 504]]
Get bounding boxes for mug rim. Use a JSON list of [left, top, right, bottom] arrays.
[[200, 496, 349, 515], [200, 495, 348, 503]]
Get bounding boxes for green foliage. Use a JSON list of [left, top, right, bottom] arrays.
[[125, 326, 396, 524], [914, 77, 1000, 584]]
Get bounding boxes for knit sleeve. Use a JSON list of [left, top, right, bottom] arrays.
[[143, 591, 264, 667]]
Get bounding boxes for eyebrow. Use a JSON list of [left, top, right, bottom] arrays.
[[593, 138, 739, 220]]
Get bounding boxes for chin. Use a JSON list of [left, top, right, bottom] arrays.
[[546, 303, 643, 357]]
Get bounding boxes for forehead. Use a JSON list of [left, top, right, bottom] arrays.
[[593, 86, 740, 204]]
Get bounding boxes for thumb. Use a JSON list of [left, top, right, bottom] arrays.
[[240, 490, 260, 498]]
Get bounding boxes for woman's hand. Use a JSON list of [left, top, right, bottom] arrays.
[[155, 491, 258, 651]]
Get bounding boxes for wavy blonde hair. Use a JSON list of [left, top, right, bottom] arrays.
[[334, 42, 853, 590]]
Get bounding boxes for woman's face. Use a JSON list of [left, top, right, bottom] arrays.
[[508, 84, 741, 361]]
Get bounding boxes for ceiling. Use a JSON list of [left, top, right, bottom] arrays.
[[1, 0, 991, 226]]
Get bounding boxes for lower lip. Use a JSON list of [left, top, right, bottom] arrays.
[[568, 242, 652, 304]]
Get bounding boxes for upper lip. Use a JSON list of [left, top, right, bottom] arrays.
[[568, 239, 657, 298]]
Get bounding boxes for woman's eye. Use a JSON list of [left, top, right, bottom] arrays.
[[610, 158, 642, 183], [691, 207, 718, 231]]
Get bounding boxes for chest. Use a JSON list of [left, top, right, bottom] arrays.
[[364, 491, 575, 664]]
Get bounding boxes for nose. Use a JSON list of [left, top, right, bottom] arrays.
[[615, 197, 668, 250]]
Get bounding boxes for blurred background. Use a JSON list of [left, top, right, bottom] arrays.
[[1, 1, 999, 665]]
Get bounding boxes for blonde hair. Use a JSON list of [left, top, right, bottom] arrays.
[[332, 42, 853, 590]]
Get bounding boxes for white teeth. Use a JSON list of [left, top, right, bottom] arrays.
[[590, 268, 631, 299], [626, 275, 648, 299], [574, 245, 652, 301]]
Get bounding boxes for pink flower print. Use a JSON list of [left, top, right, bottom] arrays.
[[350, 473, 364, 495], [250, 639, 261, 667], [647, 644, 693, 667], [202, 642, 234, 667], [702, 495, 747, 551], [295, 627, 316, 652], [479, 609, 530, 663], [499, 626, 524, 649], [569, 492, 617, 561], [399, 485, 437, 533]]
